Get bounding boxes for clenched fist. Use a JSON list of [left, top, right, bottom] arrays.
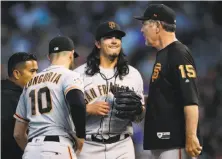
[[185, 135, 202, 157]]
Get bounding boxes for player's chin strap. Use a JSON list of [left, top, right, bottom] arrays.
[[94, 70, 118, 139]]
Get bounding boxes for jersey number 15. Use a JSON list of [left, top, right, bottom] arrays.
[[178, 65, 197, 78], [29, 87, 52, 115]]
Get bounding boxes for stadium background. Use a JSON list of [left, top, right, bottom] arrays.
[[1, 1, 222, 159]]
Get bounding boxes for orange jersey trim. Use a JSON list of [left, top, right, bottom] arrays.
[[68, 146, 73, 159], [64, 86, 82, 96], [14, 113, 29, 123]]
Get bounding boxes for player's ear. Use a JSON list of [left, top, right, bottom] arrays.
[[47, 54, 50, 61], [95, 41, 101, 49], [13, 69, 21, 80], [69, 50, 74, 59], [156, 21, 160, 34]]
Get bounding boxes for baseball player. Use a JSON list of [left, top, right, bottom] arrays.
[[74, 21, 145, 159], [134, 4, 202, 159], [13, 36, 86, 159]]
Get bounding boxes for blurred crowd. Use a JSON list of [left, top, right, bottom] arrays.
[[1, 1, 222, 159]]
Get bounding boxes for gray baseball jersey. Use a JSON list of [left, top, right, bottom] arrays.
[[74, 64, 144, 138], [14, 65, 84, 139]]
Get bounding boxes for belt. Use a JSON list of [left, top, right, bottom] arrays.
[[91, 134, 130, 144], [28, 136, 60, 143]]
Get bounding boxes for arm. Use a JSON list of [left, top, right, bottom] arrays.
[[133, 71, 146, 123], [175, 59, 200, 140], [66, 89, 86, 138], [184, 105, 202, 157], [13, 90, 29, 150], [86, 104, 92, 114], [63, 72, 86, 138], [184, 105, 199, 138], [63, 72, 86, 154], [86, 102, 109, 116], [170, 48, 202, 157], [13, 120, 28, 150], [73, 68, 109, 116], [66, 89, 86, 154]]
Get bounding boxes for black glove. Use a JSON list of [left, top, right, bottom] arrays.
[[111, 87, 143, 120]]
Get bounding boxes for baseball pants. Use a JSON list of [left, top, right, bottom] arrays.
[[150, 148, 198, 159], [22, 136, 76, 159], [78, 135, 135, 159]]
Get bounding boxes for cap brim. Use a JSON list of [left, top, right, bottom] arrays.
[[104, 30, 126, 38], [74, 52, 79, 58], [134, 16, 150, 21]]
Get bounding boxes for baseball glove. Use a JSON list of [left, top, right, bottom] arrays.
[[111, 87, 143, 120]]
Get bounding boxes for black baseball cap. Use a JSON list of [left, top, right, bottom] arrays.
[[134, 4, 176, 25], [95, 21, 126, 41], [49, 36, 79, 58]]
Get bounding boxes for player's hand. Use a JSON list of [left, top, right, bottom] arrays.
[[75, 138, 85, 155], [86, 101, 110, 116], [185, 135, 202, 157]]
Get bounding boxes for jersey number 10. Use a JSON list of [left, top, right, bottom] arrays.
[[29, 87, 52, 115]]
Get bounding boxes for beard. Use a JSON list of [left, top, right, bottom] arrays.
[[107, 53, 119, 62]]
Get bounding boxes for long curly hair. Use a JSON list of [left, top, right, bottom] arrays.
[[85, 46, 129, 80]]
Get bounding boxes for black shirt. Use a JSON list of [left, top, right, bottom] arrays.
[[143, 41, 202, 150], [1, 79, 23, 159]]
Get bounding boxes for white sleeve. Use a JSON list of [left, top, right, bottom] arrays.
[[135, 71, 145, 106], [63, 72, 84, 96], [74, 64, 86, 74], [131, 70, 145, 123], [14, 90, 29, 123]]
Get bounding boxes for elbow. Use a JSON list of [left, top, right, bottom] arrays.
[[14, 130, 25, 141], [14, 132, 21, 141]]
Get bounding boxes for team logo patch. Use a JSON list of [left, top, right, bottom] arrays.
[[108, 22, 116, 29], [74, 78, 82, 85], [152, 63, 161, 82], [157, 132, 170, 139]]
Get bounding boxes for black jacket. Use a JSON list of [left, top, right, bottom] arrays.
[[1, 79, 23, 159]]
